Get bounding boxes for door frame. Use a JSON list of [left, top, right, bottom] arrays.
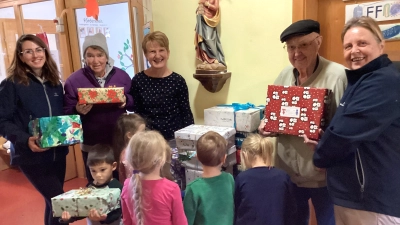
[[293, 0, 400, 64], [65, 0, 144, 73]]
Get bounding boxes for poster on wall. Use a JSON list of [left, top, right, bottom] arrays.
[[75, 2, 135, 78], [345, 1, 400, 22], [380, 23, 400, 40]]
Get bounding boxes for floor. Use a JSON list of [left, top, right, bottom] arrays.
[[0, 168, 87, 225]]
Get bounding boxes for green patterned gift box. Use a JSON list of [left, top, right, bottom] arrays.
[[29, 115, 83, 148], [51, 188, 121, 217]]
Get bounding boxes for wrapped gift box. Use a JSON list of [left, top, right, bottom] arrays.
[[29, 115, 83, 148], [236, 149, 242, 165], [264, 85, 331, 140], [185, 166, 234, 185], [174, 125, 236, 151], [204, 106, 264, 132], [182, 145, 237, 170], [51, 188, 121, 217], [235, 130, 257, 148], [78, 87, 124, 104], [185, 168, 203, 184], [170, 148, 186, 189]]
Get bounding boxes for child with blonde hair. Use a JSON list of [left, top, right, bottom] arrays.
[[113, 113, 146, 182], [183, 131, 235, 225], [120, 131, 187, 225], [234, 134, 297, 225]]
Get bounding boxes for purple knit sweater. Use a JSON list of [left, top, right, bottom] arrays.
[[63, 66, 133, 145]]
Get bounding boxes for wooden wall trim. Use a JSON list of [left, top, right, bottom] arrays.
[[292, 0, 305, 22], [23, 19, 56, 33], [65, 8, 82, 72], [292, 0, 318, 22], [54, 0, 74, 80], [128, 0, 139, 74], [13, 5, 23, 35], [130, 0, 145, 74]]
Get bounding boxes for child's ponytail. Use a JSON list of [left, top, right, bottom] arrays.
[[259, 136, 274, 166], [125, 130, 169, 224], [241, 134, 274, 168], [131, 173, 144, 225]]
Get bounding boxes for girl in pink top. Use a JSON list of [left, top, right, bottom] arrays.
[[121, 131, 187, 225], [113, 113, 146, 182]]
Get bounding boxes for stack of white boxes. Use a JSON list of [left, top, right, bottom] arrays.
[[204, 106, 265, 168], [174, 125, 236, 185]]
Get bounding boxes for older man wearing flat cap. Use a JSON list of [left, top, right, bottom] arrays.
[[259, 19, 347, 225]]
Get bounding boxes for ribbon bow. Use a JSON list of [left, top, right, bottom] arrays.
[[76, 187, 95, 195], [217, 103, 265, 129]]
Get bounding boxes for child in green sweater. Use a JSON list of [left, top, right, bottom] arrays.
[[183, 131, 235, 225]]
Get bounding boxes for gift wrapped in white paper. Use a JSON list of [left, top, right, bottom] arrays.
[[174, 125, 236, 151], [204, 106, 264, 132], [181, 145, 237, 170]]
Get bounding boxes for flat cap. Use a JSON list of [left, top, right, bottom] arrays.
[[280, 19, 320, 43]]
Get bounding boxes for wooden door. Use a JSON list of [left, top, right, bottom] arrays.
[[64, 0, 145, 178], [66, 0, 141, 75], [293, 0, 400, 66], [0, 19, 18, 73]]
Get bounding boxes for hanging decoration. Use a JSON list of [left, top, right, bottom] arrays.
[[85, 0, 100, 20], [36, 24, 49, 48]]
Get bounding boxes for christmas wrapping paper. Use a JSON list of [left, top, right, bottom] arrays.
[[51, 188, 121, 217], [78, 87, 124, 104], [263, 85, 331, 140], [236, 149, 242, 165], [182, 145, 237, 170], [29, 115, 83, 148], [174, 125, 236, 151], [204, 106, 264, 132]]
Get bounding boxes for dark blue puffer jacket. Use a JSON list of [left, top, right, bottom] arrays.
[[313, 54, 400, 218], [0, 73, 68, 165]]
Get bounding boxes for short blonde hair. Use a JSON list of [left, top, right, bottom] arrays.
[[142, 31, 169, 54], [341, 16, 384, 43], [126, 130, 170, 225], [241, 134, 273, 169], [196, 131, 227, 167]]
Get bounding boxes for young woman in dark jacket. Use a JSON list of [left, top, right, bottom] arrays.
[[0, 34, 68, 225]]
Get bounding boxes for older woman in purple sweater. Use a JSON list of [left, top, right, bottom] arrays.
[[64, 33, 133, 183]]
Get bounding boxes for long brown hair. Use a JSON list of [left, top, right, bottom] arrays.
[[7, 34, 60, 86], [113, 113, 146, 164]]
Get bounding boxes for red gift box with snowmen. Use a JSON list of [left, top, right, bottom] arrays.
[[263, 85, 331, 140]]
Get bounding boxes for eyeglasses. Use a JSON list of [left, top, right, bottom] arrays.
[[283, 36, 320, 53], [20, 47, 45, 55]]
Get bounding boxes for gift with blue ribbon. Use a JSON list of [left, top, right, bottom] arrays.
[[204, 103, 265, 132]]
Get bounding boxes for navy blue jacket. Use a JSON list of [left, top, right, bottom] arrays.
[[313, 55, 400, 217], [0, 73, 68, 165], [234, 167, 297, 225]]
